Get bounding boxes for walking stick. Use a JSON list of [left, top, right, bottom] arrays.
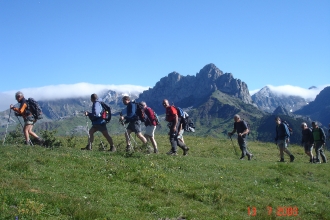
[[119, 112, 137, 150], [229, 135, 239, 158]]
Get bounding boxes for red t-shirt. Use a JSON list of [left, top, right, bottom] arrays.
[[165, 106, 177, 122]]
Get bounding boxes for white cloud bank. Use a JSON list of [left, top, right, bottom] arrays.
[[0, 82, 149, 111], [1, 83, 329, 112], [250, 84, 330, 100]]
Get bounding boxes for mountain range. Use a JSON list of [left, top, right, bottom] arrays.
[[1, 63, 329, 145]]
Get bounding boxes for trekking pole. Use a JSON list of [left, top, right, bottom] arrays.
[[84, 113, 91, 146], [119, 111, 137, 150], [229, 135, 239, 158], [16, 115, 33, 146], [2, 108, 12, 145]]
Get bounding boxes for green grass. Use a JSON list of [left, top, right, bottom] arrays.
[[1, 134, 329, 219]]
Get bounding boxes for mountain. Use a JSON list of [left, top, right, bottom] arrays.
[[1, 63, 327, 145], [251, 86, 308, 113], [294, 86, 330, 126], [273, 106, 293, 116], [137, 63, 253, 113]]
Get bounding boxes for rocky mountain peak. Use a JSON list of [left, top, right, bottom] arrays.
[[196, 63, 223, 80], [138, 63, 252, 112], [273, 106, 293, 116], [252, 86, 307, 113]]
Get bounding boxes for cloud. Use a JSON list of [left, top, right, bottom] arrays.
[[0, 82, 149, 111], [249, 89, 260, 96], [250, 84, 330, 100]]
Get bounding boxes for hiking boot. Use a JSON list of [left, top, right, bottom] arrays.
[[278, 158, 285, 162], [126, 145, 132, 152], [248, 154, 253, 161], [166, 150, 178, 156], [309, 158, 313, 163], [290, 155, 295, 162], [37, 138, 44, 146], [154, 148, 159, 154], [25, 140, 32, 146], [239, 156, 245, 160], [109, 145, 116, 152], [183, 147, 189, 156], [81, 144, 92, 150]]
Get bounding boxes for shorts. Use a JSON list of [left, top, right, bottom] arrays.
[[91, 123, 108, 132], [177, 129, 184, 139], [126, 120, 142, 134], [303, 142, 313, 152], [278, 139, 288, 149], [145, 125, 156, 137], [24, 116, 35, 125]]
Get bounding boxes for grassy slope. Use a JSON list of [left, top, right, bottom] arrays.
[[0, 134, 329, 220]]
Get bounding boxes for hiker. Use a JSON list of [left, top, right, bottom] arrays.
[[301, 122, 314, 163], [162, 99, 189, 156], [81, 94, 116, 151], [228, 114, 253, 160], [274, 117, 295, 162], [10, 91, 43, 145], [119, 96, 149, 152], [311, 121, 327, 163], [139, 101, 159, 153]]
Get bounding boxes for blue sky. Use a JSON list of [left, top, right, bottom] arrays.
[[0, 0, 329, 110]]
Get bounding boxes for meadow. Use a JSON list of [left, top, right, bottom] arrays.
[[0, 133, 329, 220]]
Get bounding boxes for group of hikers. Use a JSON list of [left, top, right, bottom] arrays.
[[228, 115, 328, 163], [9, 92, 190, 156], [8, 91, 328, 162]]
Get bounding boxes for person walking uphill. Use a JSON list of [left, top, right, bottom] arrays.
[[139, 101, 159, 153], [119, 96, 149, 152], [162, 99, 189, 156], [301, 122, 314, 163], [275, 117, 294, 162], [228, 114, 253, 160], [81, 94, 116, 151], [311, 121, 327, 163], [10, 91, 43, 145]]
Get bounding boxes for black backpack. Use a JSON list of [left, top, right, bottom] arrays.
[[100, 102, 111, 123], [26, 98, 43, 120], [182, 116, 195, 132], [174, 106, 195, 132]]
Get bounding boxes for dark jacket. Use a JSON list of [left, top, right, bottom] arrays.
[[301, 127, 314, 144], [275, 123, 290, 141], [88, 98, 105, 125], [234, 120, 248, 138]]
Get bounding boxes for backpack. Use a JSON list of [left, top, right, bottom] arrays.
[[174, 106, 185, 118], [100, 102, 111, 123], [26, 98, 43, 120], [282, 120, 293, 135], [173, 106, 195, 132], [152, 109, 161, 125], [183, 115, 195, 132]]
